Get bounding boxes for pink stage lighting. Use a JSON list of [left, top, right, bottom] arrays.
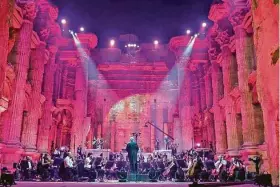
[[154, 40, 159, 45], [110, 39, 115, 47], [202, 22, 207, 28], [186, 29, 191, 34], [196, 143, 201, 147], [61, 19, 67, 25], [80, 27, 85, 32]]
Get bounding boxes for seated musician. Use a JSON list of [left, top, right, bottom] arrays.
[[230, 157, 245, 181], [20, 156, 34, 180], [64, 152, 75, 181], [41, 154, 52, 180], [214, 155, 227, 182], [192, 154, 204, 182]]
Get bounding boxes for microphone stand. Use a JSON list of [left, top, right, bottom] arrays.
[[144, 121, 174, 141]]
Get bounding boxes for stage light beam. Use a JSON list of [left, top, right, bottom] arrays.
[[80, 27, 85, 32]]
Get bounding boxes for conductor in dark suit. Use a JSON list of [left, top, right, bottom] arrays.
[[126, 137, 139, 173]]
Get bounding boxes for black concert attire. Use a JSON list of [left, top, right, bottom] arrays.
[[126, 141, 139, 173], [20, 158, 34, 180]]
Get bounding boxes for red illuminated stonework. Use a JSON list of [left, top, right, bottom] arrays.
[[0, 0, 278, 185]]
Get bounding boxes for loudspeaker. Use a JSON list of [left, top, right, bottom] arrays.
[[255, 174, 273, 187]]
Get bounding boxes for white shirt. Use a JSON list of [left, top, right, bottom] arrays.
[[64, 156, 73, 168], [215, 159, 227, 168], [28, 161, 32, 169], [84, 157, 92, 169]]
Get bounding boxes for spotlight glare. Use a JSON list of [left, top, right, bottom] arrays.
[[194, 34, 198, 37], [202, 22, 207, 28], [75, 33, 77, 36], [186, 29, 191, 34], [110, 39, 115, 47], [61, 19, 67, 25], [80, 27, 85, 32], [154, 40, 159, 45], [125, 45, 127, 48]]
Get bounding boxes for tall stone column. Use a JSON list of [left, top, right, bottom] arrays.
[[72, 53, 89, 152], [0, 20, 33, 167], [156, 102, 164, 149], [177, 59, 193, 151], [203, 65, 215, 146], [2, 20, 33, 145], [21, 42, 47, 152], [110, 121, 116, 152], [181, 71, 193, 150], [220, 45, 243, 156], [38, 46, 57, 153], [173, 116, 183, 151], [0, 0, 9, 99], [211, 62, 227, 154], [230, 9, 259, 147]]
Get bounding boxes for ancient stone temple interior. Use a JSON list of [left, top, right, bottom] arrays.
[[0, 0, 279, 185]]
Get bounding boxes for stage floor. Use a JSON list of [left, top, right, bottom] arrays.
[[15, 181, 256, 187]]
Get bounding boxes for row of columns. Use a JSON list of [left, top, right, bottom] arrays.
[[208, 7, 265, 158]]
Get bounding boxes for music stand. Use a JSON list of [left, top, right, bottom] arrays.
[[94, 157, 102, 169]]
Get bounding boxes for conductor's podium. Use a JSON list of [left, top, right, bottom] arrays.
[[127, 173, 149, 182]]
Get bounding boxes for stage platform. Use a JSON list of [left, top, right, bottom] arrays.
[[15, 181, 255, 187]]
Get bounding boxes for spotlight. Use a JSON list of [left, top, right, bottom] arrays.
[[75, 33, 77, 36], [202, 22, 207, 28], [194, 34, 198, 37], [61, 19, 67, 25], [125, 45, 127, 48], [69, 30, 74, 35], [186, 29, 191, 34], [80, 27, 85, 32], [133, 44, 136, 47], [196, 143, 201, 147], [110, 39, 115, 47], [154, 40, 159, 45]]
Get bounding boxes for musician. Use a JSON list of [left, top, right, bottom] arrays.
[[20, 156, 34, 180], [171, 143, 177, 156], [214, 155, 227, 182], [53, 148, 60, 158], [126, 137, 139, 173], [77, 145, 83, 159], [84, 153, 94, 170], [230, 157, 245, 181], [164, 136, 170, 150], [155, 139, 160, 150], [64, 152, 75, 181], [41, 154, 52, 180]]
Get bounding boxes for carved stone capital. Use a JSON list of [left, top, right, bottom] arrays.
[[208, 47, 220, 61], [17, 0, 37, 21], [229, 8, 249, 28]]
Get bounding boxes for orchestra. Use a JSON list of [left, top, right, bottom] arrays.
[[11, 144, 254, 183]]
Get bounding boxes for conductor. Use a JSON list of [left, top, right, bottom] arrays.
[[126, 137, 139, 173]]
